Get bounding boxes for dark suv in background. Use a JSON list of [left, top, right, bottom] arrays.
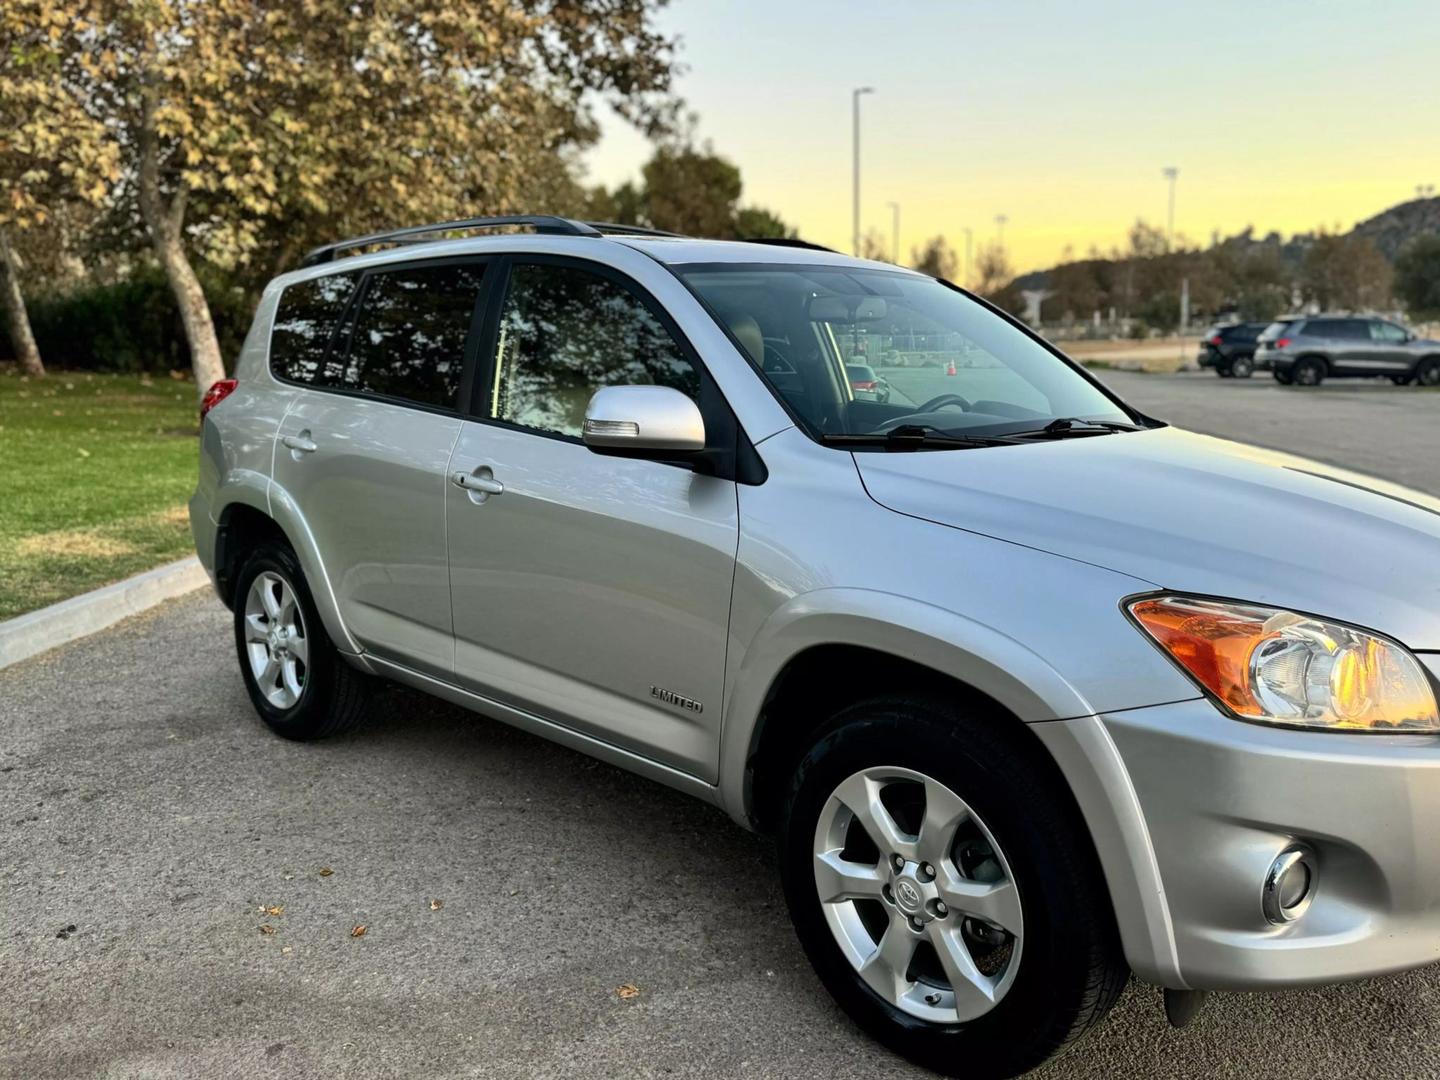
[[1258, 315, 1440, 387], [1197, 321, 1270, 377]]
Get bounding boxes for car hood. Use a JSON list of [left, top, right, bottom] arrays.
[[854, 427, 1440, 650]]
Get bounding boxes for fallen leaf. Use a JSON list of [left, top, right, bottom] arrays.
[[318, 868, 333, 877], [259, 925, 276, 935], [265, 906, 284, 917], [429, 899, 443, 911], [615, 984, 640, 1000], [350, 925, 367, 938], [281, 946, 292, 954]]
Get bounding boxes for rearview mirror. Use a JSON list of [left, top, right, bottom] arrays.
[[806, 294, 888, 323], [582, 385, 706, 457]]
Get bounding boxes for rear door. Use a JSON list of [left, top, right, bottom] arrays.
[[445, 256, 740, 780], [272, 258, 490, 678]]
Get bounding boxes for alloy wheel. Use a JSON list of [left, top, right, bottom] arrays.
[[243, 570, 309, 709], [812, 766, 1023, 1025]]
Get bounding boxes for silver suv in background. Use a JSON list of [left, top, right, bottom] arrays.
[[1258, 314, 1440, 386], [192, 216, 1440, 1079]]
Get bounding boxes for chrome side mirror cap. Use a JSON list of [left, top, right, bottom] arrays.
[[582, 385, 706, 455]]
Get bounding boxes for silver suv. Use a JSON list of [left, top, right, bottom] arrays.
[[191, 216, 1440, 1079], [1257, 314, 1440, 386]]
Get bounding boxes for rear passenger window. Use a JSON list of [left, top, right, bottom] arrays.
[[489, 262, 699, 439], [270, 272, 360, 385], [344, 263, 487, 409]]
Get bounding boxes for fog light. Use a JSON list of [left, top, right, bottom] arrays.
[[1262, 846, 1316, 925]]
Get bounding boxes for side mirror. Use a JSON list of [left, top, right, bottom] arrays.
[[582, 385, 706, 458]]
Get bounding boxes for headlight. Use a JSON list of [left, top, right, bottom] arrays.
[[1127, 595, 1439, 732]]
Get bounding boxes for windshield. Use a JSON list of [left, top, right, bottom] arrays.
[[680, 263, 1135, 444]]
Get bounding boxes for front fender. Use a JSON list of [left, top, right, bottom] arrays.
[[718, 587, 1097, 825]]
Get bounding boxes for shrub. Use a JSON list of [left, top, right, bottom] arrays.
[[24, 267, 252, 374]]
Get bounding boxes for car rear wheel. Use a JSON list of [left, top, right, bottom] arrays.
[[1228, 355, 1254, 378], [233, 541, 372, 740], [1273, 369, 1295, 385], [1392, 375, 1414, 386], [1416, 358, 1440, 387], [1291, 357, 1325, 386], [779, 696, 1126, 1079]]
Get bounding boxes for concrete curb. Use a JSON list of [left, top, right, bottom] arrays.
[[0, 557, 210, 670]]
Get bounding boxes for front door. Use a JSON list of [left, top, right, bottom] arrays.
[[272, 258, 489, 678], [446, 258, 739, 780]]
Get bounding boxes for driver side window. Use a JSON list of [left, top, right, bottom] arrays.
[[489, 262, 700, 439]]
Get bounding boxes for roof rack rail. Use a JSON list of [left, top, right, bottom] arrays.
[[583, 221, 685, 238], [740, 237, 841, 254], [299, 215, 602, 267]]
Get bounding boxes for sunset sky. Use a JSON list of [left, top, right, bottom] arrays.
[[585, 0, 1440, 277]]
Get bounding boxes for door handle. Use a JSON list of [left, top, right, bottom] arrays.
[[281, 434, 317, 453], [451, 470, 504, 496]]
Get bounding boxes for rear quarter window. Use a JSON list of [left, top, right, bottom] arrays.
[[269, 272, 361, 385]]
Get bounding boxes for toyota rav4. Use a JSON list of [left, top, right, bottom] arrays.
[[191, 216, 1440, 1079]]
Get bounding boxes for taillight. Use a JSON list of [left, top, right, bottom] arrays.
[[200, 378, 238, 418], [1209, 335, 1223, 346], [1275, 338, 1291, 349], [853, 380, 876, 390]]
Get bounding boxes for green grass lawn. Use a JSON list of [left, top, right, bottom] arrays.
[[0, 370, 200, 620]]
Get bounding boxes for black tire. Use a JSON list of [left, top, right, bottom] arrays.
[[1228, 355, 1254, 378], [1391, 374, 1414, 386], [1216, 365, 1234, 378], [1416, 358, 1440, 387], [233, 541, 371, 740], [1291, 356, 1326, 387], [1273, 368, 1295, 385], [779, 696, 1126, 1079]]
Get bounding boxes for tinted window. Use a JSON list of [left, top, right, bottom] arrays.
[[270, 272, 360, 385], [1304, 319, 1343, 338], [490, 263, 699, 438], [344, 263, 486, 409], [1370, 321, 1408, 344]]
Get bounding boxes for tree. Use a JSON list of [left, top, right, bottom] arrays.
[[3, 0, 678, 397], [857, 228, 891, 262], [588, 141, 795, 240], [1301, 232, 1392, 311], [0, 10, 120, 377], [734, 206, 796, 241], [1394, 234, 1440, 320], [973, 242, 1013, 296], [910, 235, 959, 280]]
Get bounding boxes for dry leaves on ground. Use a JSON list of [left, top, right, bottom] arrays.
[[615, 984, 641, 1000], [318, 868, 334, 877], [259, 925, 276, 935], [350, 925, 367, 938], [430, 899, 443, 911]]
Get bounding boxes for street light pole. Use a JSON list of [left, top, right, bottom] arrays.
[[887, 201, 900, 263], [852, 87, 875, 256], [1163, 167, 1179, 251]]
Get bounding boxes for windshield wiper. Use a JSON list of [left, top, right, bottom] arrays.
[[1011, 417, 1144, 439], [820, 424, 1028, 451]]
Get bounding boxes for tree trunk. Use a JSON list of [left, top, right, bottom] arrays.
[[138, 91, 226, 398], [0, 229, 45, 378]]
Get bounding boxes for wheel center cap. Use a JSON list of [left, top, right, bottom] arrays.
[[894, 877, 923, 914]]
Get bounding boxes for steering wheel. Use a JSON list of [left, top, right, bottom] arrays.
[[914, 393, 973, 413]]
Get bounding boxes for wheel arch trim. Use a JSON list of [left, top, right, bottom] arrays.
[[212, 477, 364, 659]]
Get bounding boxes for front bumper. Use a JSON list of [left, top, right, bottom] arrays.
[[1040, 690, 1440, 990]]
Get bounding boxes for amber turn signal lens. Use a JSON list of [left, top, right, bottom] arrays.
[[1128, 596, 1439, 732]]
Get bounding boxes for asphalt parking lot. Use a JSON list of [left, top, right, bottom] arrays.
[[4, 373, 1439, 1079]]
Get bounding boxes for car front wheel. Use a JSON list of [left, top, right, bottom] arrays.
[[1229, 356, 1254, 378], [233, 541, 372, 740], [1416, 358, 1440, 387], [779, 697, 1126, 1079]]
